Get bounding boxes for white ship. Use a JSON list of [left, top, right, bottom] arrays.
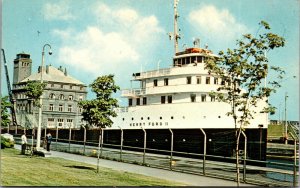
[[106, 0, 268, 161]]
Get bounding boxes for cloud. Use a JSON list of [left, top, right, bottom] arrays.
[[53, 3, 164, 78], [188, 5, 248, 44], [43, 1, 75, 21]]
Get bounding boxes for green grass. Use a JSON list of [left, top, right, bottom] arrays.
[[1, 148, 185, 186]]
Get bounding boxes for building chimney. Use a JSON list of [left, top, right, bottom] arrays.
[[64, 68, 67, 76]]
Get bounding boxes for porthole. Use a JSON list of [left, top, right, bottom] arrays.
[[160, 122, 162, 126], [136, 139, 139, 142], [133, 123, 135, 126], [132, 117, 134, 120], [183, 116, 185, 119], [160, 116, 162, 120], [182, 139, 186, 142], [148, 122, 151, 126], [156, 122, 158, 126], [141, 117, 143, 120], [147, 117, 150, 120], [152, 139, 156, 142], [218, 116, 221, 118], [122, 118, 125, 121], [130, 123, 132, 126], [165, 139, 168, 142], [171, 116, 174, 119]]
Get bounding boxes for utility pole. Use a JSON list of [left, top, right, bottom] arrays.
[[284, 92, 288, 145]]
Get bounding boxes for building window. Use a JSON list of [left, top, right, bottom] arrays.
[[206, 77, 210, 84], [154, 79, 158, 87], [187, 76, 192, 84], [167, 95, 172, 103], [70, 85, 73, 89], [68, 105, 72, 112], [79, 95, 83, 101], [221, 79, 225, 85], [60, 84, 64, 88], [51, 84, 54, 87], [67, 119, 73, 127], [59, 94, 64, 100], [214, 77, 218, 85], [164, 78, 169, 86], [59, 104, 63, 112], [161, 96, 166, 104], [49, 104, 54, 111], [58, 119, 64, 127], [49, 93, 55, 99], [80, 86, 83, 90], [68, 95, 73, 100], [197, 76, 201, 84], [201, 94, 206, 102], [191, 94, 196, 102], [129, 99, 133, 106], [143, 97, 147, 105], [136, 98, 140, 105]]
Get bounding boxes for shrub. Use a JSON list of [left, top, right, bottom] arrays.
[[1, 136, 15, 149]]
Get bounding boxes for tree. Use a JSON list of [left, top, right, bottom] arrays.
[[79, 74, 120, 128], [79, 74, 120, 173], [205, 21, 285, 185], [23, 80, 47, 108], [1, 96, 11, 127]]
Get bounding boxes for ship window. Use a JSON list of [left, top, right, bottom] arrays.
[[211, 96, 215, 102], [186, 76, 192, 84], [165, 122, 168, 125], [186, 57, 190, 64], [173, 59, 178, 66], [182, 58, 186, 65], [197, 56, 202, 63], [165, 139, 168, 142], [122, 118, 125, 121], [160, 117, 162, 120], [190, 94, 196, 102], [214, 77, 218, 85], [164, 78, 169, 86], [201, 94, 206, 102], [130, 123, 132, 126], [141, 117, 143, 120], [149, 122, 151, 125], [160, 122, 162, 126], [143, 97, 147, 105], [129, 99, 133, 106], [161, 96, 166, 104], [154, 79, 158, 87], [131, 117, 134, 120], [156, 122, 158, 126], [218, 116, 221, 118], [136, 98, 140, 105], [147, 117, 150, 120], [191, 56, 196, 63], [167, 95, 172, 103], [197, 76, 201, 84], [152, 122, 155, 126], [206, 77, 210, 84], [171, 116, 174, 119], [178, 58, 181, 65]]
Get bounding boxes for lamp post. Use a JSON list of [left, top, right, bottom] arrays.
[[36, 44, 52, 150]]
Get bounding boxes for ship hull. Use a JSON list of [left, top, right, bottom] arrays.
[[103, 128, 267, 161]]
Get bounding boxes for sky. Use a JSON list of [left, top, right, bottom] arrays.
[[1, 0, 299, 121]]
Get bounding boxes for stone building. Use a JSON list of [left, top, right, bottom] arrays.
[[12, 52, 87, 129]]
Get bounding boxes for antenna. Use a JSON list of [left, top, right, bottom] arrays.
[[193, 38, 200, 48], [173, 0, 180, 54]]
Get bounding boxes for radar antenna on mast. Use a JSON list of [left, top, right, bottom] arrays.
[[168, 0, 180, 54]]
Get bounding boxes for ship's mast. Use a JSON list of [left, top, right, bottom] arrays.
[[174, 0, 180, 54]]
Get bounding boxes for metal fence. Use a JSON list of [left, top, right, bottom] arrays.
[[7, 127, 299, 187]]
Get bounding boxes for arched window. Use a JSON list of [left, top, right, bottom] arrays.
[[49, 93, 55, 99], [59, 94, 65, 100]]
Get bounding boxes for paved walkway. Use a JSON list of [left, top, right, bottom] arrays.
[[15, 145, 253, 186]]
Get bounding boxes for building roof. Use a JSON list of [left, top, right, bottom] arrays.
[[20, 65, 85, 85]]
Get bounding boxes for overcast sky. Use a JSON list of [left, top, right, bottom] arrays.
[[2, 0, 299, 121]]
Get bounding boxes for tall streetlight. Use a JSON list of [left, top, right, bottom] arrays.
[[36, 44, 52, 150], [284, 92, 288, 145]]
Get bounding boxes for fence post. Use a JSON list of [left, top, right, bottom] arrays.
[[100, 128, 104, 157], [241, 131, 247, 183], [56, 126, 58, 150], [200, 128, 206, 175], [97, 128, 101, 173], [290, 134, 297, 187], [119, 127, 123, 161], [69, 126, 71, 152], [142, 127, 146, 165], [83, 126, 86, 155], [169, 128, 174, 170]]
